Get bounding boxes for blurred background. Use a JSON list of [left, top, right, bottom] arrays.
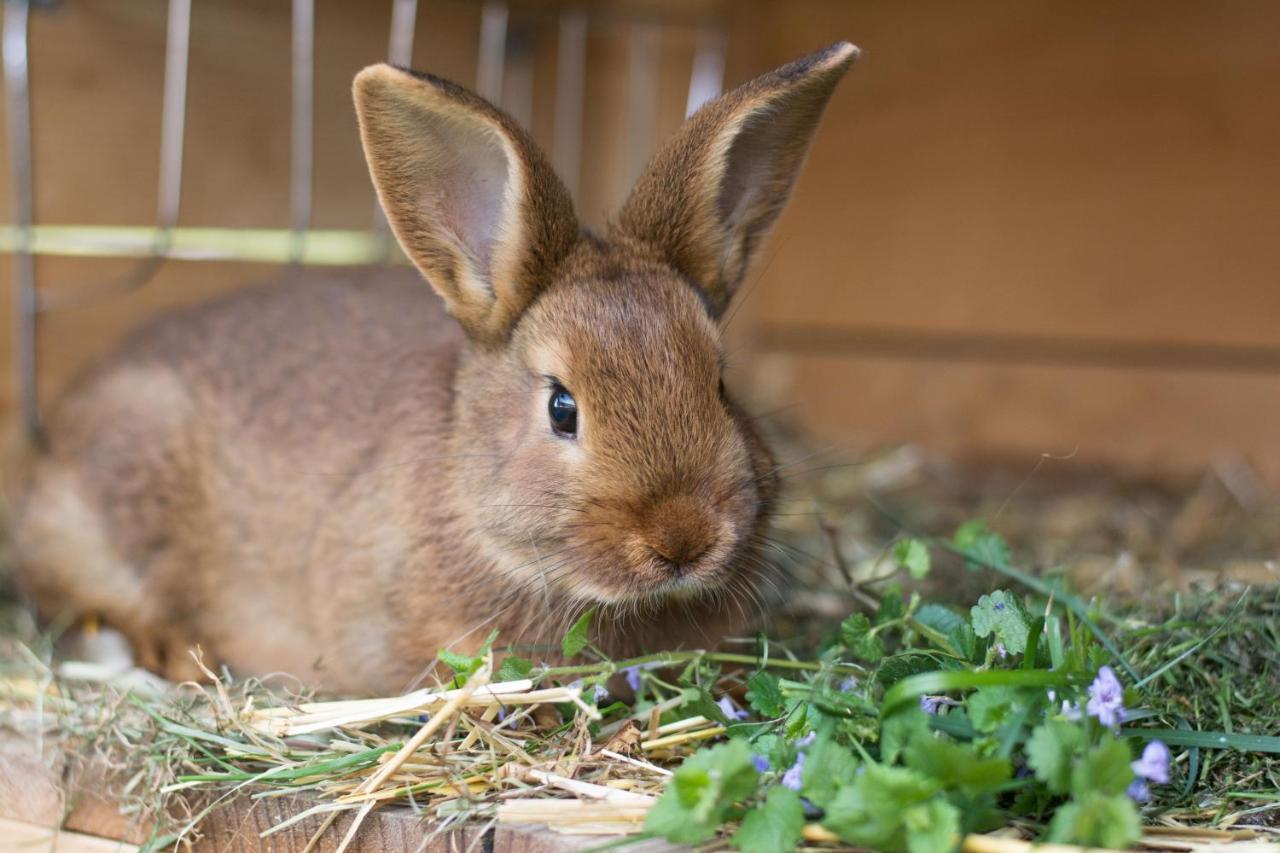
[[1, 0, 1278, 489]]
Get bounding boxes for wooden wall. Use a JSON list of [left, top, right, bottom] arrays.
[[1, 0, 1278, 484], [739, 0, 1280, 484]]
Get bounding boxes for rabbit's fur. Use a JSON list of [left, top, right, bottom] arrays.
[[8, 43, 858, 694]]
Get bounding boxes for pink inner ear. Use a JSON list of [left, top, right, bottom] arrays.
[[716, 106, 793, 232], [412, 112, 511, 280]]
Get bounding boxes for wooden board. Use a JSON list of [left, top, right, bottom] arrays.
[[0, 728, 677, 852]]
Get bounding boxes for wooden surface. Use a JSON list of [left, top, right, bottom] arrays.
[[0, 727, 674, 852]]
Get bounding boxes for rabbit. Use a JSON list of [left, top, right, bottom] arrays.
[[7, 42, 859, 695]]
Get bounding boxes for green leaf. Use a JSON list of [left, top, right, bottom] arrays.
[[914, 603, 965, 636], [689, 686, 731, 725], [894, 538, 932, 579], [880, 707, 931, 766], [970, 590, 1031, 655], [903, 736, 1012, 797], [438, 648, 480, 679], [1046, 792, 1141, 849], [494, 655, 533, 684], [822, 763, 940, 851], [802, 735, 861, 807], [645, 739, 759, 844], [840, 613, 885, 663], [878, 586, 907, 624], [745, 671, 785, 719], [731, 786, 805, 853], [437, 630, 499, 684], [967, 687, 1019, 734], [560, 608, 595, 659], [1026, 719, 1086, 795], [953, 519, 1010, 570], [1072, 734, 1135, 798], [905, 798, 961, 853]]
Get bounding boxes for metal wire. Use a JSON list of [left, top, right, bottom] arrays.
[[34, 0, 191, 313], [552, 7, 587, 203], [625, 21, 660, 189], [4, 0, 38, 437], [157, 0, 190, 236], [476, 1, 508, 104], [290, 0, 315, 262], [372, 0, 418, 242], [685, 26, 725, 117]]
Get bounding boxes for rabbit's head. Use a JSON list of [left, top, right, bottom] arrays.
[[354, 43, 856, 612]]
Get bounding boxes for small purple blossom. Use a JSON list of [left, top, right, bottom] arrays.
[[717, 696, 750, 721], [839, 676, 859, 692], [623, 666, 642, 692], [1132, 740, 1171, 785], [1086, 666, 1126, 729], [1059, 700, 1082, 720], [920, 695, 943, 715], [781, 753, 805, 790], [995, 642, 1008, 659], [1127, 780, 1151, 803], [994, 601, 1007, 611], [795, 732, 816, 748], [752, 755, 771, 773], [593, 684, 609, 701]]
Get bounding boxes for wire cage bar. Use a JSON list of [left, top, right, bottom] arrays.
[[0, 0, 728, 437]]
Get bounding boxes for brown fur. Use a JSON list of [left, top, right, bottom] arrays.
[[8, 43, 857, 694]]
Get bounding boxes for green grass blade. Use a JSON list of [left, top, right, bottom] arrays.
[[882, 669, 1074, 718], [1119, 727, 1280, 754], [1134, 589, 1250, 689]]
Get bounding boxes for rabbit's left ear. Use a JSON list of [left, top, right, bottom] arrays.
[[613, 42, 858, 317]]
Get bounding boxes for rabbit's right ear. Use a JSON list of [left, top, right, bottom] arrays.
[[354, 65, 578, 346]]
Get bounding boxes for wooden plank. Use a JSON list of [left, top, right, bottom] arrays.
[[0, 728, 676, 852], [0, 817, 138, 853], [748, 351, 1280, 485]]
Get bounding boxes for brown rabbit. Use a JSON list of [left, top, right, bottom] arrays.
[[8, 42, 858, 694]]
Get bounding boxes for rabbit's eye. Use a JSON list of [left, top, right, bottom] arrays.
[[548, 384, 578, 437]]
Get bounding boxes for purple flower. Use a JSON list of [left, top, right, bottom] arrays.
[[623, 666, 642, 692], [717, 696, 750, 721], [593, 684, 609, 701], [1131, 740, 1171, 785], [1086, 666, 1126, 729], [1127, 780, 1151, 803], [752, 755, 771, 773], [995, 642, 1008, 659], [1059, 700, 1082, 721], [839, 676, 859, 692], [795, 732, 816, 747], [781, 753, 805, 790], [920, 695, 943, 715]]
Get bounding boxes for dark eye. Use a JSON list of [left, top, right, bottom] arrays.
[[548, 384, 578, 437], [718, 377, 727, 399]]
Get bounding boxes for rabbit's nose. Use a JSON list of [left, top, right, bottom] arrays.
[[643, 495, 717, 571]]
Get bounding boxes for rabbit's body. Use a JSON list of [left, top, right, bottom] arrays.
[[9, 43, 857, 694], [15, 270, 465, 691]]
